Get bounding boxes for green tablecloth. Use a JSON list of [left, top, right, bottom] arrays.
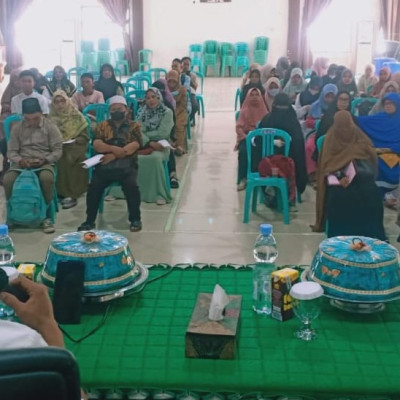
[[63, 265, 400, 398]]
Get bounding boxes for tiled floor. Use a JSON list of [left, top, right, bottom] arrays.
[[2, 77, 400, 266]]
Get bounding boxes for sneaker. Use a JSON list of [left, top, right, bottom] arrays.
[[237, 180, 246, 191], [170, 177, 179, 189], [130, 221, 142, 232], [62, 198, 77, 209], [77, 221, 96, 231], [105, 195, 116, 202], [42, 218, 55, 234], [156, 198, 167, 206]]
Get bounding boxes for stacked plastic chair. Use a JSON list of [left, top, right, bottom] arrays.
[[220, 42, 235, 77], [78, 40, 98, 71], [67, 67, 87, 90], [203, 40, 218, 77], [114, 48, 130, 75], [235, 42, 250, 77], [97, 38, 113, 68], [253, 36, 269, 65], [148, 68, 168, 83], [139, 49, 153, 71], [189, 44, 203, 74]]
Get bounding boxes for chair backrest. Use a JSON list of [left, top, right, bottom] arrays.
[[138, 49, 153, 63], [254, 36, 269, 51], [4, 114, 23, 142], [148, 68, 168, 82], [87, 71, 100, 81], [125, 89, 147, 101], [194, 71, 204, 94], [316, 135, 325, 153], [45, 71, 53, 80], [127, 76, 150, 90], [220, 42, 234, 56], [80, 40, 94, 53], [67, 67, 87, 89], [98, 38, 110, 51], [189, 43, 203, 55], [82, 103, 110, 123], [351, 97, 378, 116], [204, 40, 218, 54], [0, 347, 81, 400], [235, 111, 240, 121], [246, 128, 292, 178], [132, 71, 151, 79], [123, 82, 138, 94], [114, 67, 122, 81]]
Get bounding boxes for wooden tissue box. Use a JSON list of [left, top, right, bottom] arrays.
[[185, 293, 242, 359]]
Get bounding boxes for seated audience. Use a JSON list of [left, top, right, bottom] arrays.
[[358, 63, 378, 96], [311, 110, 385, 240], [171, 58, 191, 92], [4, 98, 62, 233], [282, 61, 301, 88], [368, 80, 399, 115], [357, 92, 400, 198], [167, 69, 188, 155], [282, 68, 307, 103], [49, 90, 89, 209], [275, 56, 290, 80], [71, 72, 105, 112], [95, 63, 124, 101], [11, 70, 49, 115], [294, 76, 323, 122], [372, 67, 392, 97], [47, 65, 76, 98], [311, 57, 329, 77], [264, 77, 281, 113], [259, 93, 307, 198], [240, 69, 265, 106], [78, 95, 142, 232], [29, 68, 51, 97], [137, 88, 174, 204], [336, 68, 358, 98], [322, 63, 338, 87], [333, 65, 346, 85], [241, 63, 261, 89], [260, 64, 278, 86], [235, 88, 268, 191], [181, 56, 199, 125]]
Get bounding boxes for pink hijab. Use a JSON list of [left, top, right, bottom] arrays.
[[154, 78, 176, 109], [312, 57, 329, 77]]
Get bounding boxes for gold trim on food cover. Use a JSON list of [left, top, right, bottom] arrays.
[[41, 269, 137, 286], [311, 275, 400, 296], [320, 251, 396, 268], [48, 245, 128, 258]]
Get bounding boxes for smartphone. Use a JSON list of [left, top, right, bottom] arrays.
[[0, 268, 29, 302], [52, 260, 85, 324]]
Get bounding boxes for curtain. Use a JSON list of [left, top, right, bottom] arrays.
[[380, 0, 400, 41], [0, 0, 33, 72], [97, 0, 134, 72], [298, 0, 332, 70]]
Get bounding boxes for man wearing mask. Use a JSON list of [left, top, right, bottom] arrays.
[[4, 98, 62, 233], [77, 96, 143, 232]]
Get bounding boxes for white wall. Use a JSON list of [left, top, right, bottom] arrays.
[[143, 0, 288, 70]]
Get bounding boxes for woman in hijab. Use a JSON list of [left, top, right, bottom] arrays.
[[282, 68, 307, 103], [29, 68, 52, 98], [282, 61, 301, 88], [333, 65, 346, 85], [240, 69, 265, 106], [357, 92, 400, 197], [48, 66, 76, 97], [336, 68, 358, 98], [95, 63, 124, 101], [311, 111, 385, 240], [49, 90, 89, 209], [358, 63, 378, 96], [368, 80, 399, 115], [264, 77, 281, 113], [259, 93, 308, 196], [240, 63, 261, 90], [372, 67, 392, 97], [260, 64, 278, 86], [276, 57, 290, 80], [294, 76, 323, 121], [137, 87, 174, 205], [311, 57, 329, 77], [235, 88, 268, 191], [322, 63, 338, 87], [1, 68, 22, 118], [167, 69, 188, 155]]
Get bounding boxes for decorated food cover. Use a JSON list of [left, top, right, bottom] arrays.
[[42, 231, 140, 293], [310, 236, 400, 302]]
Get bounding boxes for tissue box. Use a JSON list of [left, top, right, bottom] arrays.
[[185, 293, 242, 359]]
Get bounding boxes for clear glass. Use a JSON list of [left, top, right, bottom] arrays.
[[292, 297, 322, 341]]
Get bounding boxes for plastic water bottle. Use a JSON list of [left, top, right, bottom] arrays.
[[252, 223, 278, 315], [0, 225, 15, 266]]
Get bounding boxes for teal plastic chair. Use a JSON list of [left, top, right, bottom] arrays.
[[45, 71, 53, 81], [67, 67, 87, 90], [253, 50, 267, 65], [254, 36, 269, 64], [132, 71, 151, 79], [220, 42, 235, 77], [3, 114, 22, 142], [148, 68, 168, 83], [243, 128, 292, 224], [114, 68, 122, 82], [125, 90, 146, 118], [82, 103, 109, 124], [194, 71, 205, 118], [80, 40, 94, 53], [88, 71, 100, 81], [235, 111, 240, 121], [78, 52, 98, 71], [235, 42, 250, 77], [203, 40, 218, 77], [351, 97, 378, 116], [316, 135, 325, 153], [189, 44, 203, 74], [98, 38, 110, 51], [113, 48, 130, 75], [123, 82, 137, 94], [127, 76, 151, 90], [97, 51, 113, 69], [235, 88, 241, 111], [138, 49, 153, 71]]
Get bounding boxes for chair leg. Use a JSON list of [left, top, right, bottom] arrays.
[[243, 185, 252, 223], [280, 183, 290, 224], [251, 186, 258, 212], [163, 160, 171, 195]]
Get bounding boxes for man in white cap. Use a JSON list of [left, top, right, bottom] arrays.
[[78, 95, 143, 232]]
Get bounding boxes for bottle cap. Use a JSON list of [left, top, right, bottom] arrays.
[[260, 224, 272, 235], [290, 282, 324, 300], [0, 225, 8, 236]]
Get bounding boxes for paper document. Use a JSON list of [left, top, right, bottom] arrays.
[[158, 140, 175, 149], [327, 162, 356, 185], [82, 154, 104, 169], [63, 139, 76, 144]]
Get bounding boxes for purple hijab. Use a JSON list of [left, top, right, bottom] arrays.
[[154, 78, 176, 109]]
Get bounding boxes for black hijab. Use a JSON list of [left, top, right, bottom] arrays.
[[283, 61, 301, 88], [95, 64, 124, 101], [336, 68, 358, 98], [259, 93, 307, 194], [240, 69, 265, 106], [299, 76, 323, 106], [48, 65, 76, 97], [30, 68, 51, 95], [322, 64, 338, 87]]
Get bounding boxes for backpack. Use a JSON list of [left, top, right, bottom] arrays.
[[7, 169, 47, 225]]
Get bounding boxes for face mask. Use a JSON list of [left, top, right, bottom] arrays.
[[309, 89, 319, 96], [329, 74, 336, 79], [268, 89, 279, 97], [110, 111, 125, 121]]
